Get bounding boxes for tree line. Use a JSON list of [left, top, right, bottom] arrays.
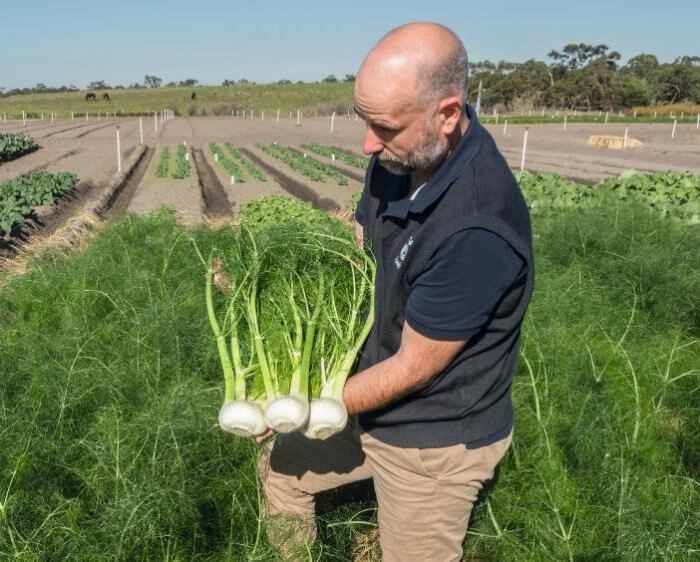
[[467, 43, 699, 110], [2, 45, 698, 110]]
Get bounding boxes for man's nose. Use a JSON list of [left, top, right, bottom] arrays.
[[362, 127, 384, 156]]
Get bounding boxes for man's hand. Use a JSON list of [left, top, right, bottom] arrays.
[[254, 428, 276, 444], [342, 321, 467, 416]]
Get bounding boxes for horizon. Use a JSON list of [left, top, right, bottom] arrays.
[[2, 0, 699, 91]]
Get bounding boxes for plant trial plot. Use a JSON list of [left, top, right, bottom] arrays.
[[0, 132, 37, 163], [0, 171, 76, 239]]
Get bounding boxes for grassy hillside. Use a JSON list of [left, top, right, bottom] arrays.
[[0, 83, 355, 119]]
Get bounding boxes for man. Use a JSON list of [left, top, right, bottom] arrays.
[[258, 22, 534, 561]]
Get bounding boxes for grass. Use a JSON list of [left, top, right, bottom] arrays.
[[0, 195, 697, 559], [1, 83, 697, 124], [0, 83, 355, 120]]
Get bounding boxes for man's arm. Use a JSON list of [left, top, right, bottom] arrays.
[[342, 321, 466, 416]]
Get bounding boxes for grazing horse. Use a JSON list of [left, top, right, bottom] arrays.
[[85, 92, 97, 102], [191, 91, 196, 100], [102, 92, 110, 102]]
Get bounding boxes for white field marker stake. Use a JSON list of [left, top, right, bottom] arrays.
[[71, 111, 74, 120], [277, 108, 280, 123], [681, 111, 684, 119], [623, 125, 629, 149], [22, 111, 26, 126], [230, 176, 235, 185], [296, 109, 301, 126], [154, 112, 157, 133], [330, 111, 335, 133], [215, 153, 218, 162], [671, 119, 677, 139], [633, 110, 637, 118], [116, 126, 122, 173], [243, 110, 246, 119], [696, 113, 699, 129], [563, 115, 567, 131], [653, 111, 657, 119], [495, 113, 499, 125], [86, 112, 89, 122], [520, 127, 529, 171], [139, 117, 144, 144], [605, 112, 609, 124], [51, 113, 54, 123], [503, 119, 508, 135]]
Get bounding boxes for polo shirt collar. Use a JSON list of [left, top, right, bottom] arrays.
[[381, 103, 483, 220]]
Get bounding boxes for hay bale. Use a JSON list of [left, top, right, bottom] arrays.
[[588, 135, 643, 149]]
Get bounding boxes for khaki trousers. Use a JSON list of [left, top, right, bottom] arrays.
[[258, 417, 512, 561]]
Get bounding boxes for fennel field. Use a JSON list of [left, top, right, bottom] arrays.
[[0, 184, 698, 560]]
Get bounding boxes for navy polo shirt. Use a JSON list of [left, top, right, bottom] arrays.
[[354, 104, 527, 448], [355, 118, 524, 343]]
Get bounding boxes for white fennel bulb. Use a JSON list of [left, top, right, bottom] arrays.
[[265, 396, 309, 433], [304, 398, 348, 440], [218, 401, 267, 437]]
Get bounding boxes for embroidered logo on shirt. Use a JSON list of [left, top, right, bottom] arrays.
[[394, 236, 414, 269]]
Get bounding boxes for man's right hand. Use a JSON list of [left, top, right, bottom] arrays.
[[254, 428, 276, 444]]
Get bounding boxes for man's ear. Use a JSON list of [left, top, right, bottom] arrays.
[[438, 96, 463, 135]]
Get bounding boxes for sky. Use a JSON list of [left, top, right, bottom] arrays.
[[2, 0, 698, 90]]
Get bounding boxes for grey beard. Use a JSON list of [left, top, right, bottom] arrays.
[[378, 134, 448, 176]]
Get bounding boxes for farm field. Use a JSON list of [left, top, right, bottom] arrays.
[[0, 111, 698, 560]]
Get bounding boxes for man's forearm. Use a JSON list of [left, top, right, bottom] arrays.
[[342, 353, 433, 416]]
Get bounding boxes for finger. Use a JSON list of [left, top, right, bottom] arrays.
[[254, 429, 274, 444]]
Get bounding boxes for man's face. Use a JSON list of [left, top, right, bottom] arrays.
[[354, 77, 449, 176]]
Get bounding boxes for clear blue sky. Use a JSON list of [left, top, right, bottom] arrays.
[[2, 0, 698, 90]]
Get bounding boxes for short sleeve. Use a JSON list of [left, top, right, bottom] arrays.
[[405, 228, 524, 340]]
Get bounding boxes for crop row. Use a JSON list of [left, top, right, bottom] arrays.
[[257, 143, 348, 185], [0, 171, 77, 238], [154, 147, 171, 178], [210, 142, 266, 183], [172, 145, 191, 179], [224, 143, 266, 181], [0, 132, 38, 163], [300, 144, 368, 169]]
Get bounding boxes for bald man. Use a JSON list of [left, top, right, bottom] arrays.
[[258, 22, 534, 561]]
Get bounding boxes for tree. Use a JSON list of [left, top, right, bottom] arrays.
[[612, 75, 652, 107], [178, 79, 198, 87], [144, 75, 162, 88], [623, 54, 659, 80], [323, 75, 338, 83], [87, 80, 110, 90], [344, 74, 356, 82]]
